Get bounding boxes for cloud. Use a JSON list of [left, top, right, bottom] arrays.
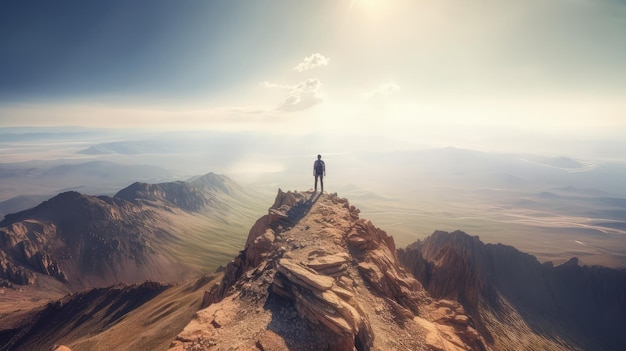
[[365, 82, 400, 100], [259, 81, 291, 90], [294, 53, 330, 72], [261, 53, 327, 111], [293, 78, 321, 93], [276, 78, 323, 112], [260, 78, 321, 93]]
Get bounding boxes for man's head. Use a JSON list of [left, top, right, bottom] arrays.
[[317, 154, 321, 160]]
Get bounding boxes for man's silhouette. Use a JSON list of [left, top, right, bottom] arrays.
[[313, 154, 325, 192]]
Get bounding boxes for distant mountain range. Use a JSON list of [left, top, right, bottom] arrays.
[[0, 161, 173, 211]]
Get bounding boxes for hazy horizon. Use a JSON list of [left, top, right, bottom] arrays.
[[1, 0, 625, 160], [2, 125, 626, 269]]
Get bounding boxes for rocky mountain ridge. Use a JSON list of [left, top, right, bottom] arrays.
[[171, 190, 489, 351], [114, 172, 243, 212], [398, 230, 626, 351]]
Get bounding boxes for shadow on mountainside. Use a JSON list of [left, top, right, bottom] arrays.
[[1, 282, 169, 351], [281, 191, 321, 226], [264, 293, 327, 350]]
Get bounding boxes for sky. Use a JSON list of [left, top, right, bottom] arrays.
[[1, 0, 625, 156]]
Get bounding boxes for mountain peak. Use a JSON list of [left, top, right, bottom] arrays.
[[114, 173, 240, 212], [114, 180, 208, 212], [189, 172, 240, 195], [171, 190, 488, 351], [0, 191, 124, 225]]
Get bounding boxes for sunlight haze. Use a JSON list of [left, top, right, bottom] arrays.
[[1, 0, 625, 157]]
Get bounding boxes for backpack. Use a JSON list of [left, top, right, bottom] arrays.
[[315, 160, 325, 174]]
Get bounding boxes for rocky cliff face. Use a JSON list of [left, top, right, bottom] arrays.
[[0, 190, 182, 289], [398, 230, 626, 351], [171, 191, 489, 351]]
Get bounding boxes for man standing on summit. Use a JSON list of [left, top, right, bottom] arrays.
[[313, 154, 325, 192]]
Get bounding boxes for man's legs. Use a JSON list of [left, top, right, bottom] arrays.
[[319, 174, 323, 192], [314, 175, 319, 191]]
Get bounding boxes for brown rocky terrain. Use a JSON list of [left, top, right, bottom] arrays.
[[398, 230, 626, 351], [170, 190, 489, 351]]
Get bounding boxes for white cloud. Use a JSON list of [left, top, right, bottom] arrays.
[[293, 78, 322, 93], [294, 53, 330, 72], [277, 78, 323, 112], [261, 78, 322, 93], [258, 81, 291, 90], [261, 53, 327, 111]]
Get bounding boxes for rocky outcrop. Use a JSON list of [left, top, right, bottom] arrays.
[[273, 257, 374, 350], [173, 190, 489, 351], [0, 256, 35, 284], [18, 240, 68, 282], [414, 299, 486, 351], [0, 220, 69, 285], [348, 219, 426, 315]]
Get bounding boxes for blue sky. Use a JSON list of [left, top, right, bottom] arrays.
[[0, 1, 318, 102], [1, 0, 625, 155]]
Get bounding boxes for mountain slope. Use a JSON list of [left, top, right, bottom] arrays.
[[0, 190, 181, 289], [170, 190, 489, 351], [398, 230, 626, 351], [1, 275, 219, 351], [0, 194, 51, 220], [0, 173, 265, 293]]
